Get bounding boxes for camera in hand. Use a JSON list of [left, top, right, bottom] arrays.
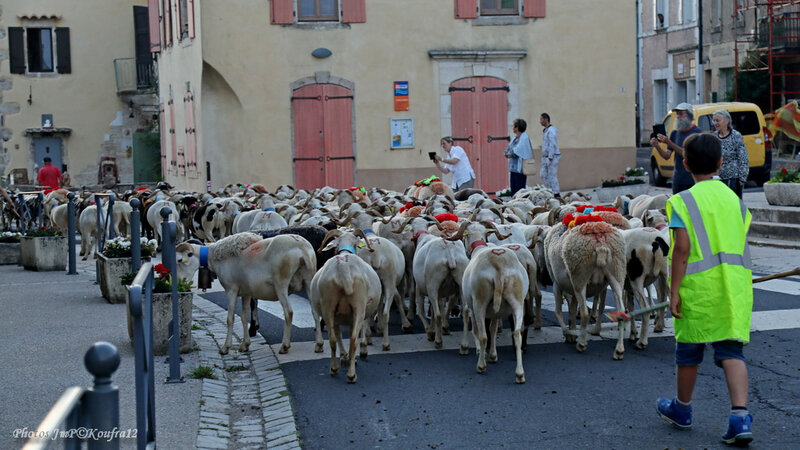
[[650, 123, 666, 140], [428, 152, 437, 161]]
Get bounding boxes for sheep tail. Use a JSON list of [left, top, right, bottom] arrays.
[[340, 262, 355, 296], [446, 246, 458, 271], [492, 277, 504, 315], [596, 246, 610, 269]]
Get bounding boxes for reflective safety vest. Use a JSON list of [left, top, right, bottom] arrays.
[[667, 180, 753, 344]]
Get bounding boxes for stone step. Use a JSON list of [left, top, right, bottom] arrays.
[[749, 221, 800, 242], [750, 206, 800, 224], [748, 237, 800, 250]]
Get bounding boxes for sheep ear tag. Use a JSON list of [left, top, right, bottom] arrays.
[[357, 242, 366, 248]]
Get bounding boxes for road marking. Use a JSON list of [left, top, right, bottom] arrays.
[[272, 307, 800, 364], [256, 295, 316, 329]]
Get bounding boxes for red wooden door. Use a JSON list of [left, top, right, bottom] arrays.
[[450, 77, 509, 192], [292, 84, 355, 190]]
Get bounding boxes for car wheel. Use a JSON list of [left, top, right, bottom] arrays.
[[651, 159, 667, 187]]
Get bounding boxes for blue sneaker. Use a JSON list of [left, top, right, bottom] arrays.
[[656, 397, 692, 429], [722, 414, 753, 447]]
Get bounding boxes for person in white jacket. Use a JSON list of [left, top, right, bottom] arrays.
[[504, 118, 532, 196], [539, 113, 561, 198], [434, 136, 476, 191]]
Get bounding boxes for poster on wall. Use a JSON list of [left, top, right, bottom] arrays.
[[394, 81, 409, 111], [390, 117, 414, 149]]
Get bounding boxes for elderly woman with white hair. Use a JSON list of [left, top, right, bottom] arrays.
[[712, 109, 749, 198]]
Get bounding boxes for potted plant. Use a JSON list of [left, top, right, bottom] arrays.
[[98, 236, 157, 304], [764, 168, 800, 206], [623, 166, 649, 184], [20, 227, 67, 271], [594, 175, 649, 203], [125, 263, 195, 355], [0, 231, 22, 265]]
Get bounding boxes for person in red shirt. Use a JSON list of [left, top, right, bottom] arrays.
[[37, 157, 62, 189]]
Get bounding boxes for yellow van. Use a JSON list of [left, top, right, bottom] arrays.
[[650, 102, 772, 186]]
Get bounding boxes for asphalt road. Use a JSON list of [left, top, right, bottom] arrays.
[[199, 268, 800, 449]]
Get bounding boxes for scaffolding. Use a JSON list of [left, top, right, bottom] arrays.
[[734, 0, 800, 111]]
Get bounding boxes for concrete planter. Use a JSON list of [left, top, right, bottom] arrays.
[[764, 182, 800, 207], [20, 236, 67, 271], [0, 242, 21, 265], [626, 175, 649, 184], [98, 254, 150, 304], [594, 182, 650, 203], [127, 291, 194, 355]]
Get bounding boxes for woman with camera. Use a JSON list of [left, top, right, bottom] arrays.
[[433, 136, 475, 191]]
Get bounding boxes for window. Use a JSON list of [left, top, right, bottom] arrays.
[[27, 28, 53, 72], [713, 0, 722, 26], [9, 27, 70, 74], [481, 0, 518, 16], [653, 0, 666, 29], [698, 115, 713, 132], [678, 0, 694, 24], [298, 0, 338, 21]]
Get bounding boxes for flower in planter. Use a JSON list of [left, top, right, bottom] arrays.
[[623, 166, 646, 177], [0, 231, 22, 243], [103, 236, 158, 258], [153, 263, 193, 293], [768, 167, 800, 183], [25, 227, 61, 237]]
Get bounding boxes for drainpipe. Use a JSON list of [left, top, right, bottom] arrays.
[[696, 1, 704, 103], [636, 0, 642, 145]]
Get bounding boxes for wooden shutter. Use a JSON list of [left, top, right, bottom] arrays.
[[454, 0, 477, 19], [523, 0, 545, 18], [271, 0, 294, 24], [55, 28, 71, 74], [341, 0, 366, 23], [187, 0, 195, 38], [159, 103, 167, 179], [9, 27, 25, 74], [163, 0, 172, 45], [148, 0, 161, 52], [169, 96, 177, 171], [184, 91, 197, 172]]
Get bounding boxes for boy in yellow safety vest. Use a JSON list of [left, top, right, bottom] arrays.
[[656, 132, 754, 447]]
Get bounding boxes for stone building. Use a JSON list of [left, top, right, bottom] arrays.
[[156, 0, 637, 193], [0, 0, 159, 188]]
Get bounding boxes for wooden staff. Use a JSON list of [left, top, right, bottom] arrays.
[[753, 267, 800, 283]]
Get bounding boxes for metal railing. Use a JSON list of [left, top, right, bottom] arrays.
[[113, 58, 155, 94], [128, 263, 157, 450], [758, 16, 800, 49], [23, 342, 121, 450], [15, 191, 44, 234]]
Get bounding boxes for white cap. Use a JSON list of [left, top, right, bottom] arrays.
[[673, 102, 693, 112]]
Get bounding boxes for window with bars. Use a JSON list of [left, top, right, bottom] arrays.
[[480, 0, 518, 16], [298, 0, 339, 21]]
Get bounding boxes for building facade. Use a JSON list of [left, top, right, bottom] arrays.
[[157, 0, 637, 193], [0, 0, 158, 188]]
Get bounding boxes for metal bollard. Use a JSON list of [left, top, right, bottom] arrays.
[[161, 207, 183, 383], [17, 193, 27, 235], [130, 198, 142, 273], [94, 195, 104, 284], [37, 192, 44, 228], [67, 192, 77, 275], [82, 342, 121, 450], [106, 194, 115, 240]]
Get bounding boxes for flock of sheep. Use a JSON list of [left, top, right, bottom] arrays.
[[17, 180, 672, 384]]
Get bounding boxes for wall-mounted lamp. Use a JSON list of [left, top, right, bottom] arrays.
[[128, 100, 135, 118]]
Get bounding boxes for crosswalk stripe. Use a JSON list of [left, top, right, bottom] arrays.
[[272, 308, 800, 364]]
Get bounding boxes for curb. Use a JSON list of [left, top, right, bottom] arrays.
[[748, 237, 800, 250], [192, 298, 301, 450]]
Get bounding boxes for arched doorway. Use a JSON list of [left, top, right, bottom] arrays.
[[449, 77, 509, 192], [291, 83, 355, 189]]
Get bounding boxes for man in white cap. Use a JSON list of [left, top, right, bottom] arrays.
[[650, 102, 702, 194]]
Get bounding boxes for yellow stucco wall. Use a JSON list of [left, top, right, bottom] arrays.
[[159, 0, 637, 192], [1, 0, 147, 185]]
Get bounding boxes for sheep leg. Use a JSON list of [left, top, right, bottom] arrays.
[[327, 311, 339, 376], [219, 289, 239, 355], [311, 299, 324, 353], [459, 297, 471, 355], [552, 286, 574, 343], [276, 290, 294, 354], [591, 290, 607, 336], [654, 275, 668, 332], [348, 303, 365, 383], [427, 288, 443, 349], [472, 304, 488, 374], [512, 303, 526, 384], [415, 286, 432, 341], [631, 281, 651, 350], [575, 288, 590, 353], [248, 298, 260, 337], [380, 286, 393, 351], [606, 275, 627, 360], [487, 318, 499, 363], [238, 295, 252, 352], [393, 288, 413, 332], [533, 288, 543, 330], [335, 324, 348, 365]]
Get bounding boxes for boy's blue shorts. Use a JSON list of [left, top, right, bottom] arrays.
[[675, 340, 745, 367]]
